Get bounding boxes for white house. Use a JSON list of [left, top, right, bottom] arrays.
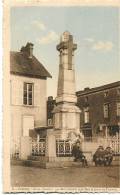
[[10, 43, 51, 153]]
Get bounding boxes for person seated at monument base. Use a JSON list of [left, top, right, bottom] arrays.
[[72, 140, 88, 167], [93, 146, 113, 166], [104, 146, 113, 166], [93, 146, 105, 166]]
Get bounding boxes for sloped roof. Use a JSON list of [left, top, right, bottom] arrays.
[[10, 51, 52, 78], [76, 81, 120, 96]]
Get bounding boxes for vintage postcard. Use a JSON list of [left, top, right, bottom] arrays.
[[3, 0, 120, 193]]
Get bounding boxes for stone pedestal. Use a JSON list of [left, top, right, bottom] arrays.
[[20, 136, 32, 160], [53, 103, 81, 139]]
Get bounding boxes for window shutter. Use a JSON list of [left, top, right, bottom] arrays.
[[11, 80, 23, 105], [19, 81, 23, 105], [34, 83, 41, 106]]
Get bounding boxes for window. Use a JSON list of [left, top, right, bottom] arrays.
[[117, 103, 120, 116], [117, 88, 120, 95], [99, 124, 106, 131], [104, 91, 108, 98], [48, 119, 53, 126], [103, 104, 109, 118], [23, 83, 33, 105], [85, 96, 88, 103], [84, 107, 89, 123]]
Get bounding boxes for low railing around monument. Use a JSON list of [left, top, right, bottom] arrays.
[[83, 133, 120, 155], [31, 138, 46, 156], [11, 133, 119, 159], [56, 139, 72, 157], [107, 134, 120, 155]]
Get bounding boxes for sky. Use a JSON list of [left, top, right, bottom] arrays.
[[10, 6, 120, 97]]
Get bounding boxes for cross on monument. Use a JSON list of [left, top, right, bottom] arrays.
[[67, 35, 77, 70], [56, 31, 77, 70], [68, 39, 73, 70]]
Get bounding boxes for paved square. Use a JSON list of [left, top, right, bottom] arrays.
[[11, 165, 120, 188]]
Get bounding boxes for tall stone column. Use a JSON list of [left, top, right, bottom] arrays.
[[56, 31, 77, 103], [53, 31, 82, 140]]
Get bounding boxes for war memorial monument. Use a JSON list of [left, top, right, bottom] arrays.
[[19, 31, 84, 167]]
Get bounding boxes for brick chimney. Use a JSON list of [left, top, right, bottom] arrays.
[[20, 42, 34, 58], [48, 96, 53, 101], [84, 87, 90, 91]]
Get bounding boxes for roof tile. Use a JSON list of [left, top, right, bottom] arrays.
[[10, 51, 52, 78]]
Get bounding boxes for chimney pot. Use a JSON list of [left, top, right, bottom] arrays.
[[20, 42, 34, 58], [26, 42, 34, 58], [84, 87, 90, 91], [48, 96, 53, 101]]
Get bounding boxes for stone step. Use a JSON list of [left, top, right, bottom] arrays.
[[11, 158, 85, 168], [28, 155, 46, 161], [28, 155, 74, 162], [11, 156, 120, 168], [24, 160, 84, 168], [28, 155, 119, 162], [11, 158, 119, 168]]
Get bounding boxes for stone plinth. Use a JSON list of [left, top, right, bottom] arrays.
[[53, 103, 80, 139]]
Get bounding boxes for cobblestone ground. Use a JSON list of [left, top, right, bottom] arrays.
[[11, 165, 120, 188]]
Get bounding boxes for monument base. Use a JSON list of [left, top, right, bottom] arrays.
[[27, 155, 75, 168], [53, 103, 82, 140]]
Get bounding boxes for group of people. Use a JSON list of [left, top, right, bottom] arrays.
[[71, 140, 113, 167], [93, 145, 113, 166]]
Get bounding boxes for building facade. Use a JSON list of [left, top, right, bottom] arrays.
[[76, 81, 120, 138], [47, 81, 120, 138], [10, 42, 51, 143]]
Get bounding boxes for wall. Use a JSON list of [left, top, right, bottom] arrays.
[[77, 86, 120, 136], [10, 74, 47, 139]]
